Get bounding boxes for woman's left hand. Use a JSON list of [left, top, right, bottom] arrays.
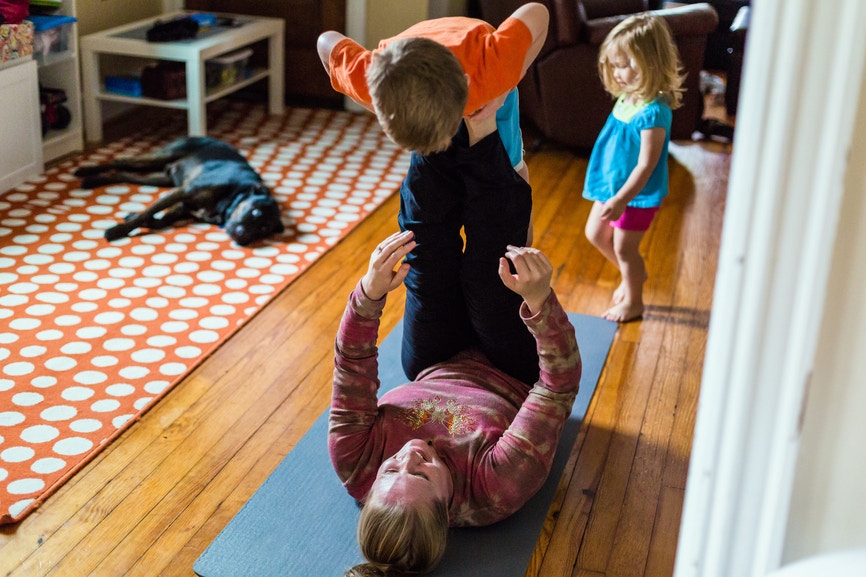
[[499, 245, 553, 314], [361, 231, 416, 300]]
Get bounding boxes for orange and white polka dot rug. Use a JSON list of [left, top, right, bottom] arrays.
[[0, 101, 410, 525]]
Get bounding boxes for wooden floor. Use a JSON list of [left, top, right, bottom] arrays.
[[0, 107, 731, 577]]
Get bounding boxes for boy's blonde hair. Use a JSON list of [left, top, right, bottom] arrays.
[[344, 487, 449, 576], [598, 14, 685, 109], [367, 37, 468, 154]]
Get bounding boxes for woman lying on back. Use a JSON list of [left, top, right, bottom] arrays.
[[329, 231, 582, 576]]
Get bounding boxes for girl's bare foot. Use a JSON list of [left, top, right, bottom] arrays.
[[602, 300, 644, 323], [612, 282, 626, 305]]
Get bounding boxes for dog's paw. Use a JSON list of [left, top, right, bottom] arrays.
[[104, 225, 130, 242], [78, 176, 106, 189], [73, 165, 103, 177]]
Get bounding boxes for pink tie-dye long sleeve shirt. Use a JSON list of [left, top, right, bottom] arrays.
[[328, 281, 581, 527]]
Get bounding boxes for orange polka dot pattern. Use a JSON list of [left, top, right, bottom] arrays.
[[0, 102, 411, 524]]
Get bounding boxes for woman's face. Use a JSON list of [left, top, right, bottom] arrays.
[[371, 439, 453, 506]]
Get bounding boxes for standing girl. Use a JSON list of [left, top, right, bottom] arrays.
[[583, 14, 684, 322]]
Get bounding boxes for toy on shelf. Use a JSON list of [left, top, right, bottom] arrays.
[[39, 84, 70, 135]]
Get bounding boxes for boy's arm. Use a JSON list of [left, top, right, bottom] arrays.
[[316, 30, 376, 113], [509, 2, 550, 80], [470, 2, 549, 121]]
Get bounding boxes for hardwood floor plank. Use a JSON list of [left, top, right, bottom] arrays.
[[574, 324, 665, 573], [574, 571, 606, 577], [604, 321, 690, 577], [535, 339, 639, 577], [644, 486, 687, 577], [599, 143, 727, 576]]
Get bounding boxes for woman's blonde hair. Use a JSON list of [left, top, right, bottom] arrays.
[[367, 37, 468, 154], [598, 13, 685, 109], [344, 486, 449, 576]]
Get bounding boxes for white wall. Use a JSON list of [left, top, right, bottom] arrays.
[[346, 0, 468, 50], [365, 0, 428, 49], [76, 0, 165, 36], [428, 0, 468, 19], [674, 0, 866, 575], [783, 62, 866, 561]]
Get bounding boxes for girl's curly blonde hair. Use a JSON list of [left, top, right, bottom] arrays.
[[598, 13, 685, 109]]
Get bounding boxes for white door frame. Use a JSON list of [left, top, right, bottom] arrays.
[[674, 1, 866, 576]]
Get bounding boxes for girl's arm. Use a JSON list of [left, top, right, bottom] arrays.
[[600, 126, 666, 222]]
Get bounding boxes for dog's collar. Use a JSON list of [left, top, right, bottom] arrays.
[[222, 186, 263, 219]]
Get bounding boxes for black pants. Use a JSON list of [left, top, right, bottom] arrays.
[[397, 122, 539, 385]]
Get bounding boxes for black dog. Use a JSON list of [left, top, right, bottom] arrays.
[[74, 137, 285, 246]]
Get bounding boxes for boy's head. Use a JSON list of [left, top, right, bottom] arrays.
[[367, 37, 468, 154]]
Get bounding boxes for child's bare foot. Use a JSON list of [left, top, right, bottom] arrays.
[[602, 300, 644, 323], [612, 282, 626, 305]]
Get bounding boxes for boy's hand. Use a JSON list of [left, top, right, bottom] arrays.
[[467, 91, 508, 122], [464, 112, 498, 146], [361, 231, 416, 301], [465, 92, 507, 145], [498, 245, 553, 314]]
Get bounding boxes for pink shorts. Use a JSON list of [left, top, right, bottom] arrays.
[[609, 206, 659, 231]]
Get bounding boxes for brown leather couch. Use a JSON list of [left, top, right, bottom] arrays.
[[477, 0, 719, 152]]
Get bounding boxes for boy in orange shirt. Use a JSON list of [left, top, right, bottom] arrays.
[[316, 3, 548, 176], [317, 5, 549, 385]]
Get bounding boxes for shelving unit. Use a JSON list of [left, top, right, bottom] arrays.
[[35, 0, 84, 163]]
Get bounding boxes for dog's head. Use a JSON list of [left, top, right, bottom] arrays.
[[224, 185, 285, 246]]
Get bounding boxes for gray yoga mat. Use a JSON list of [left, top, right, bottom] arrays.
[[194, 312, 617, 577]]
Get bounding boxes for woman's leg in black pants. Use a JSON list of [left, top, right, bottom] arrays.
[[398, 128, 474, 380], [459, 129, 539, 386]]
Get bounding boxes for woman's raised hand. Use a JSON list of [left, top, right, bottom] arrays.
[[498, 245, 553, 314], [361, 231, 416, 301]]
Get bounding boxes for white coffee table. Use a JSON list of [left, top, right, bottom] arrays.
[[80, 12, 284, 142]]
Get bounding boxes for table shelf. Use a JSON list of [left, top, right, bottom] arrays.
[[80, 12, 284, 142], [94, 67, 270, 109]]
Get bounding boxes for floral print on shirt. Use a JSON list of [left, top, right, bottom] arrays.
[[403, 396, 477, 436]]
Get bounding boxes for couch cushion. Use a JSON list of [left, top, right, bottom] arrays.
[[579, 0, 648, 21]]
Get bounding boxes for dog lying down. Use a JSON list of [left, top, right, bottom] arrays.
[[75, 137, 285, 246]]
